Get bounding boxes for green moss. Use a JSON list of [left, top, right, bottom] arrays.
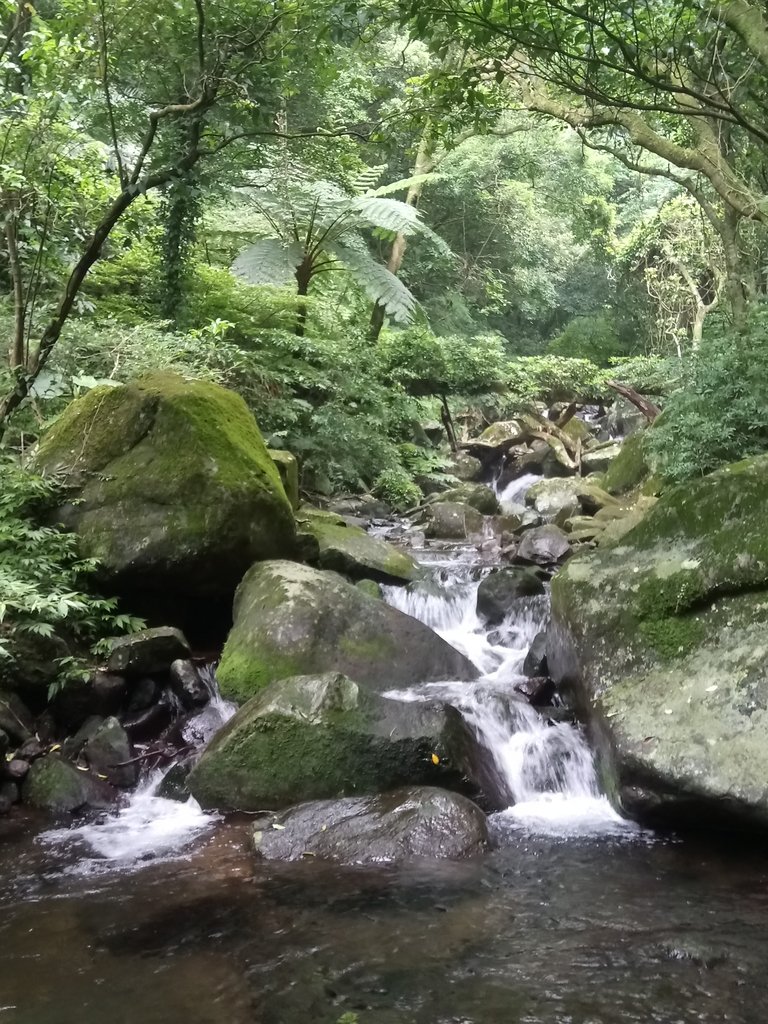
[[298, 518, 418, 583], [216, 644, 301, 704], [600, 432, 650, 495]]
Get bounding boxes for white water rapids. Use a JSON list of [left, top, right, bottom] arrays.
[[384, 563, 633, 838]]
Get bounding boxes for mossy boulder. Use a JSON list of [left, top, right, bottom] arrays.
[[252, 787, 489, 864], [435, 484, 500, 515], [549, 453, 768, 827], [475, 420, 526, 447], [23, 755, 115, 813], [296, 511, 419, 584], [601, 433, 650, 495], [267, 449, 300, 509], [32, 374, 296, 606], [216, 560, 478, 704], [424, 501, 485, 540], [187, 672, 471, 811]]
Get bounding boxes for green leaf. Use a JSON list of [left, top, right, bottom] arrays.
[[232, 240, 306, 286]]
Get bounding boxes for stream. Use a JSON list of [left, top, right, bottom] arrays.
[[2, 515, 768, 1022]]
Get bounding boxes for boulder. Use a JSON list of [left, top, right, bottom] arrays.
[[187, 672, 471, 812], [107, 627, 190, 676], [515, 525, 571, 566], [79, 716, 137, 788], [424, 502, 485, 540], [581, 441, 622, 475], [475, 420, 526, 447], [296, 511, 418, 584], [252, 787, 489, 864], [23, 755, 115, 813], [549, 452, 768, 827], [32, 373, 296, 607], [523, 630, 549, 678], [435, 484, 500, 515], [601, 433, 651, 495], [52, 670, 128, 733], [216, 561, 478, 704], [170, 659, 209, 708], [450, 452, 482, 482], [526, 478, 582, 519], [267, 448, 299, 509], [476, 569, 546, 625], [0, 691, 34, 743]]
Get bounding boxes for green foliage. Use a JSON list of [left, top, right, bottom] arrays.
[[373, 467, 422, 511], [645, 309, 768, 482], [548, 313, 628, 366], [505, 355, 608, 406], [0, 460, 144, 693], [380, 327, 508, 397]]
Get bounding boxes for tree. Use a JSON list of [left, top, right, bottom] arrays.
[[0, 0, 357, 428], [231, 173, 441, 334], [404, 0, 768, 323]]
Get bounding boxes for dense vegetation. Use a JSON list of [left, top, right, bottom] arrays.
[[3, 0, 768, 674]]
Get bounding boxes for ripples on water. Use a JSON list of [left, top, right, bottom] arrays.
[[2, 515, 767, 1023]]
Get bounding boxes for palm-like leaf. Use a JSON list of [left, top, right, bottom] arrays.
[[350, 196, 424, 235], [329, 243, 418, 323], [232, 239, 305, 286], [367, 173, 440, 198]]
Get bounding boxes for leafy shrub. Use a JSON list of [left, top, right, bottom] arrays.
[[547, 313, 628, 366], [373, 467, 422, 511], [505, 355, 607, 406], [645, 310, 768, 482], [0, 460, 144, 695]]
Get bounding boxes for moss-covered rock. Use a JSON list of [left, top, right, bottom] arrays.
[[296, 512, 418, 584], [600, 433, 650, 495], [435, 484, 501, 515], [252, 787, 489, 864], [187, 672, 471, 811], [549, 453, 768, 826], [267, 449, 300, 509], [33, 374, 296, 606], [424, 501, 485, 540], [216, 560, 478, 703], [475, 420, 526, 447], [23, 755, 115, 813]]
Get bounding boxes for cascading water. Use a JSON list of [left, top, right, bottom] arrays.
[[39, 666, 236, 873], [494, 471, 541, 512], [384, 565, 633, 837]]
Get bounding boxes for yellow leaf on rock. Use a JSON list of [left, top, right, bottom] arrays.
[[431, 753, 440, 765]]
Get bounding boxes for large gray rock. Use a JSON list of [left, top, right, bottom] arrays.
[[32, 373, 296, 605], [476, 569, 546, 626], [434, 484, 500, 515], [187, 672, 471, 812], [549, 452, 768, 827], [515, 525, 571, 566], [424, 502, 485, 540], [107, 627, 190, 676], [79, 716, 136, 788], [296, 508, 418, 584], [216, 561, 478, 704], [253, 787, 489, 864]]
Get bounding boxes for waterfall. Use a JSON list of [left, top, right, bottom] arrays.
[[494, 471, 540, 511], [384, 567, 633, 837], [39, 667, 236, 872]]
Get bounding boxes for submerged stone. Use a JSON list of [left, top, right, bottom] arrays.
[[252, 787, 489, 864]]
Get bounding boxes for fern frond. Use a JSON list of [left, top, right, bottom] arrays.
[[330, 243, 417, 324], [350, 196, 424, 235], [366, 173, 441, 198], [232, 239, 305, 286]]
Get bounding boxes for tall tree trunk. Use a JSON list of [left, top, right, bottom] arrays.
[[368, 134, 436, 342], [721, 208, 750, 329], [4, 215, 25, 369], [295, 262, 311, 337]]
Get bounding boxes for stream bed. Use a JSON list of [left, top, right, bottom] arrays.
[[2, 533, 768, 1023]]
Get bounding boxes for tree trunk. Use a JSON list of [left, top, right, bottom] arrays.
[[440, 394, 458, 453], [369, 134, 436, 342], [721, 207, 750, 329], [4, 215, 25, 369], [295, 262, 311, 337]]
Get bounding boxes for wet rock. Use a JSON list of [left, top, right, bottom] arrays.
[[476, 569, 546, 626], [23, 755, 115, 813], [127, 676, 158, 712], [157, 760, 194, 802], [424, 501, 485, 540], [216, 561, 477, 704], [17, 736, 45, 761], [121, 702, 172, 742], [435, 484, 500, 515], [188, 672, 471, 812], [515, 525, 571, 566], [108, 627, 191, 677], [526, 478, 582, 519], [170, 660, 209, 709], [549, 451, 768, 826], [523, 630, 549, 678], [4, 759, 28, 782], [252, 787, 489, 864], [0, 691, 34, 743], [0, 793, 11, 815], [80, 717, 136, 788], [355, 579, 382, 599], [52, 669, 127, 733], [92, 671, 128, 712], [581, 441, 622, 475], [514, 677, 555, 706], [450, 452, 483, 482], [0, 781, 19, 805], [327, 494, 391, 520], [296, 508, 419, 584], [31, 374, 296, 610]]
